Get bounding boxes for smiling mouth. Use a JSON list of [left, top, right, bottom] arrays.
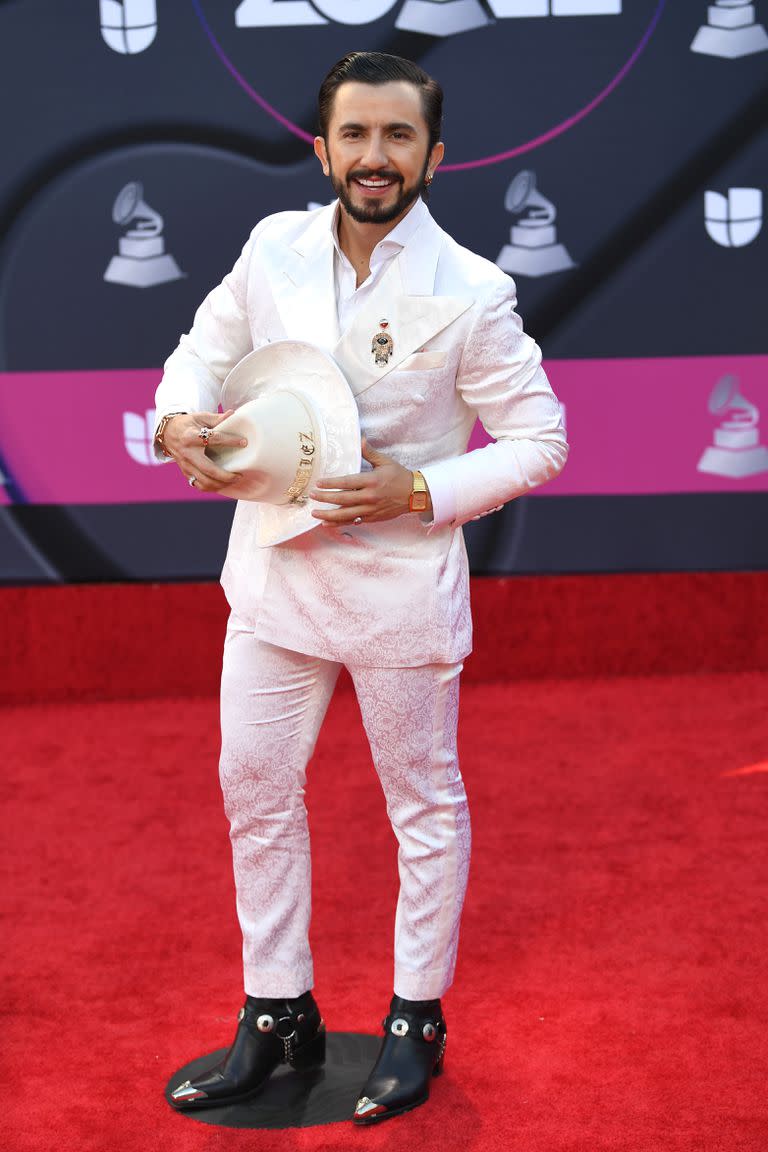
[[351, 175, 400, 192]]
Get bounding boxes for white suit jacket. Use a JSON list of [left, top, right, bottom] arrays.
[[156, 202, 568, 666]]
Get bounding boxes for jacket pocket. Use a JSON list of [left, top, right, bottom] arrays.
[[398, 350, 447, 372]]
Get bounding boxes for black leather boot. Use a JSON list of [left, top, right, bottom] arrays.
[[352, 996, 446, 1124], [170, 990, 325, 1109]]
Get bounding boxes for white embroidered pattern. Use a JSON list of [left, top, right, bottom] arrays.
[[219, 623, 470, 999]]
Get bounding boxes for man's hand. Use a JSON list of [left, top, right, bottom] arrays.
[[309, 438, 431, 524], [161, 411, 247, 492]]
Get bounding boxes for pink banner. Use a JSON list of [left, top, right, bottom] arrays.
[[0, 370, 221, 505], [469, 354, 768, 496], [0, 355, 766, 504]]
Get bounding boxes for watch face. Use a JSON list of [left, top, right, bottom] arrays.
[[410, 492, 429, 512]]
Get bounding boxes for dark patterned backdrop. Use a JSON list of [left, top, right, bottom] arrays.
[[0, 1, 765, 581]]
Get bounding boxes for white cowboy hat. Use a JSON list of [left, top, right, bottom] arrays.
[[205, 340, 361, 547]]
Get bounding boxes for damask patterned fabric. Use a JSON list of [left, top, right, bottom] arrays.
[[159, 200, 563, 999], [220, 617, 469, 1000], [157, 201, 567, 666]]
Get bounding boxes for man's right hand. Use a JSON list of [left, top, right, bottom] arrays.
[[161, 410, 247, 492]]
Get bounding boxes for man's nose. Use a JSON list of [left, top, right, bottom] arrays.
[[360, 134, 388, 169]]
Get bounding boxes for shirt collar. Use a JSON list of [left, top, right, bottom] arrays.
[[331, 196, 428, 270]]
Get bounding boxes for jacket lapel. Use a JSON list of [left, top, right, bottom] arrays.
[[332, 258, 472, 397], [332, 209, 473, 397], [269, 205, 340, 352], [266, 202, 473, 386]]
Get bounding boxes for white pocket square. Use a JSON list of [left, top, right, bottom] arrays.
[[398, 350, 447, 372]]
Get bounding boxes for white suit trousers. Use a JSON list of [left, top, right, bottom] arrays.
[[219, 614, 472, 1000]]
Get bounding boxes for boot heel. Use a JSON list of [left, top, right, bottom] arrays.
[[290, 1022, 326, 1069]]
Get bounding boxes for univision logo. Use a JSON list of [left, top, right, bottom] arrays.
[[704, 188, 763, 248], [100, 1, 157, 54], [124, 410, 170, 466], [234, 0, 622, 34]]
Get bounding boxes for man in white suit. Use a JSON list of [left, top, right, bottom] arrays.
[[160, 52, 567, 1124]]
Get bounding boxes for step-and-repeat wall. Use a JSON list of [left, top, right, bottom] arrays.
[[0, 1, 765, 580]]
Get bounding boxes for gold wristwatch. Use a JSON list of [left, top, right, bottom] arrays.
[[409, 470, 429, 513], [154, 411, 186, 458]]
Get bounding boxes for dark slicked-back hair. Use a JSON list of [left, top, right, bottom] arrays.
[[317, 51, 443, 151]]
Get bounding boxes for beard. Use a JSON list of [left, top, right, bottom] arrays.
[[329, 155, 430, 225]]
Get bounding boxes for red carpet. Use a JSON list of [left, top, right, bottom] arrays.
[[3, 571, 768, 704], [3, 670, 768, 1150]]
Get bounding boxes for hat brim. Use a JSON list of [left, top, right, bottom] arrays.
[[217, 341, 362, 547]]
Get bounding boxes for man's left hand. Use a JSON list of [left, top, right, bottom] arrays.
[[310, 439, 429, 524]]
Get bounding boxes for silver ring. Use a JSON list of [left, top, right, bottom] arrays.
[[188, 475, 197, 487], [197, 426, 212, 444], [353, 516, 363, 525]]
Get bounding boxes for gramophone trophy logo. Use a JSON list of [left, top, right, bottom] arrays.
[[100, 0, 157, 55], [697, 375, 768, 478], [496, 170, 575, 277], [690, 0, 768, 57], [104, 182, 184, 289]]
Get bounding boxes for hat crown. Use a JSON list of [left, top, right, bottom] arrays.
[[208, 390, 321, 506], [205, 340, 361, 546]]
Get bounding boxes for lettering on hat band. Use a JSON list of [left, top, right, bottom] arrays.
[[286, 430, 316, 503]]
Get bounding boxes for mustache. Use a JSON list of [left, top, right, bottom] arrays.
[[347, 169, 403, 185]]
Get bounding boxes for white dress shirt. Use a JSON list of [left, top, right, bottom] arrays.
[[330, 197, 455, 525], [331, 196, 427, 331]]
